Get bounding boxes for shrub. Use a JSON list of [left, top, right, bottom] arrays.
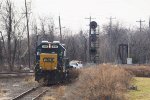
[[124, 66, 150, 77], [68, 68, 80, 82], [67, 64, 132, 100]]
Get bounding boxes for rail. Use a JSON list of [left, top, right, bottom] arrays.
[[12, 86, 39, 100]]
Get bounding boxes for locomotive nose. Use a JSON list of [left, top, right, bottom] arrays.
[[40, 53, 58, 70]]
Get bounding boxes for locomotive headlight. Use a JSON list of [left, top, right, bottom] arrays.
[[54, 67, 57, 69]]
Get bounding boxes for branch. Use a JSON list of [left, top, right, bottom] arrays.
[[14, 14, 26, 28], [0, 0, 3, 9]]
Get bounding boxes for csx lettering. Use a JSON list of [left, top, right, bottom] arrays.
[[43, 58, 54, 62]]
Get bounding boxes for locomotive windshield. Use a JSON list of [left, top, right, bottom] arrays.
[[36, 43, 65, 57], [40, 43, 59, 54]]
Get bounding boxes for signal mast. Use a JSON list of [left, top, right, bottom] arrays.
[[89, 21, 100, 63]]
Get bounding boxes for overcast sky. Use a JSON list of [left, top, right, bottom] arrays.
[[13, 0, 150, 31]]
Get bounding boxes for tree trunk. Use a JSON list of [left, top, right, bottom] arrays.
[[12, 38, 17, 69], [8, 3, 13, 71], [0, 40, 3, 71]]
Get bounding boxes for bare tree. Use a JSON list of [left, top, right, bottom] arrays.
[[0, 0, 24, 71], [24, 0, 31, 68], [0, 31, 3, 71], [0, 0, 14, 71]]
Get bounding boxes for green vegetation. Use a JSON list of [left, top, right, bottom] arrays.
[[128, 77, 150, 100]]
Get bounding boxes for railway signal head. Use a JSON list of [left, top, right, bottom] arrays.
[[90, 47, 97, 54], [90, 21, 97, 29], [91, 34, 97, 42]]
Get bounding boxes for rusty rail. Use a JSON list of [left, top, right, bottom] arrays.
[[12, 86, 39, 100]]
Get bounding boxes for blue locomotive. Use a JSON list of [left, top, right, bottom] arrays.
[[35, 41, 70, 85]]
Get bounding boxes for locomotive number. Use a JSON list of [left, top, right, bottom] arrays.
[[43, 58, 54, 62]]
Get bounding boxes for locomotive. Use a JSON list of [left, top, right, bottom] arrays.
[[35, 41, 70, 85]]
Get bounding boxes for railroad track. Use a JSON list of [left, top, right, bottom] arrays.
[[0, 72, 34, 77], [0, 72, 34, 74], [12, 86, 48, 100]]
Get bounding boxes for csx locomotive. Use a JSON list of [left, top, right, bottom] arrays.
[[35, 41, 70, 84]]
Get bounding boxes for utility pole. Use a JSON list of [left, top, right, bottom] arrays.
[[59, 16, 62, 42], [136, 19, 145, 32], [149, 17, 150, 29], [107, 16, 116, 62], [35, 25, 38, 47], [85, 16, 96, 62], [108, 17, 116, 36], [0, 31, 2, 66], [128, 28, 130, 58], [25, 0, 30, 68]]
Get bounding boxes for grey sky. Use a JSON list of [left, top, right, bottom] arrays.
[[14, 0, 150, 31]]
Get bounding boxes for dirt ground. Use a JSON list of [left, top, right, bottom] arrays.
[[0, 76, 39, 100], [0, 76, 70, 100]]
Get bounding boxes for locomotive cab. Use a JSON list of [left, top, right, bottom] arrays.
[[35, 41, 69, 84]]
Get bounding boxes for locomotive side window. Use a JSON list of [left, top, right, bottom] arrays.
[[59, 51, 63, 57]]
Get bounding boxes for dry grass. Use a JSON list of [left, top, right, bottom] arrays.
[[0, 88, 9, 97], [124, 65, 150, 77], [68, 68, 80, 82], [42, 96, 56, 100], [0, 89, 2, 96], [67, 64, 132, 100], [54, 86, 66, 99], [23, 76, 36, 84], [42, 86, 66, 100]]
